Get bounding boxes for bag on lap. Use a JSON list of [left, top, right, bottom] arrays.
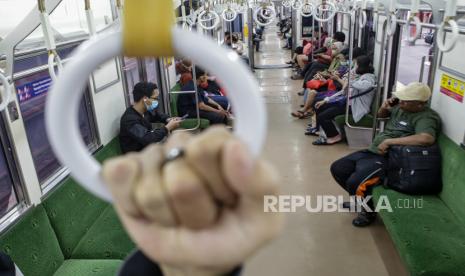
[[387, 145, 442, 195]]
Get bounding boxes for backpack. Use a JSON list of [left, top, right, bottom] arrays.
[[387, 144, 442, 195]]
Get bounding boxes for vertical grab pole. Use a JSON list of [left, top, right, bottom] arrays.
[[372, 20, 388, 139]]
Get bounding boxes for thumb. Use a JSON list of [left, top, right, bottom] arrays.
[[102, 156, 141, 217]]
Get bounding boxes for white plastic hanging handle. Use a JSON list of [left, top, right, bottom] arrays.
[[45, 27, 267, 202], [359, 0, 367, 29], [386, 13, 398, 36], [86, 9, 97, 37], [0, 73, 12, 112], [314, 2, 337, 23], [300, 2, 314, 18], [254, 6, 276, 26], [258, 3, 275, 20], [406, 15, 421, 42], [282, 0, 292, 8], [198, 10, 220, 30], [437, 0, 459, 52], [292, 0, 303, 10], [48, 52, 64, 82], [385, 0, 397, 36], [437, 19, 459, 52], [222, 7, 238, 22]]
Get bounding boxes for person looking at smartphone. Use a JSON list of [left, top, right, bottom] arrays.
[[119, 82, 182, 154], [330, 82, 441, 227]]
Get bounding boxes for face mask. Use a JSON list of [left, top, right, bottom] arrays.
[[340, 61, 348, 66], [145, 99, 158, 112]]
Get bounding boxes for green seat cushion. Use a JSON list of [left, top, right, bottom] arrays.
[[71, 206, 135, 260], [373, 187, 465, 275], [94, 137, 122, 163], [335, 114, 374, 129], [0, 206, 64, 276], [438, 135, 465, 225], [42, 180, 109, 258], [180, 119, 210, 129], [42, 137, 122, 258], [53, 259, 123, 276]]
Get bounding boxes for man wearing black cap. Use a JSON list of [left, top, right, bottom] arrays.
[[119, 82, 182, 154]]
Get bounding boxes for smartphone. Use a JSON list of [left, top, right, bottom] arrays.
[[180, 114, 189, 120], [389, 98, 400, 107]]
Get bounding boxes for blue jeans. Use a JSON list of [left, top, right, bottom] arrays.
[[209, 96, 229, 110]]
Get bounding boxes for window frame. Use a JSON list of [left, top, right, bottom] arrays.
[[12, 53, 100, 194], [0, 110, 30, 233]]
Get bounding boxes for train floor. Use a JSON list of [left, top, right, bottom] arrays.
[[242, 25, 408, 276]]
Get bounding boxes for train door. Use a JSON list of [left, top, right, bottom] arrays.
[[391, 11, 434, 88]]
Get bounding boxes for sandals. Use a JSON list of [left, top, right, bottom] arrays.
[[312, 137, 342, 146], [291, 110, 312, 119], [305, 127, 319, 136]]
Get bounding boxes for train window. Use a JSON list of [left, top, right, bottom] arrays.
[[395, 12, 433, 86], [14, 70, 98, 186], [122, 57, 142, 105], [0, 1, 37, 38], [0, 111, 23, 219], [144, 58, 159, 84], [49, 0, 113, 36]]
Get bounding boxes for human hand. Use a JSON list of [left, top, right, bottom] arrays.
[[378, 139, 392, 155], [102, 127, 283, 275], [315, 100, 326, 109], [165, 118, 181, 131], [381, 97, 398, 110]]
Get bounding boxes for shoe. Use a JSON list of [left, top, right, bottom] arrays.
[[300, 104, 304, 108], [352, 210, 376, 227], [305, 127, 319, 136], [291, 75, 303, 80]]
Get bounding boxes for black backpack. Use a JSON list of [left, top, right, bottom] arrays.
[[387, 144, 442, 195]]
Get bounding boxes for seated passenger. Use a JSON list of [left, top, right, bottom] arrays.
[[330, 83, 441, 227], [175, 59, 192, 75], [198, 73, 230, 110], [311, 56, 376, 145], [291, 31, 345, 80], [177, 73, 229, 125], [292, 48, 365, 118], [119, 82, 181, 154]]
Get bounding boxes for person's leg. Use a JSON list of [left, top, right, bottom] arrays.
[[209, 96, 229, 110], [198, 110, 227, 125], [303, 90, 318, 112], [297, 55, 308, 69], [341, 152, 387, 226], [316, 105, 345, 140]]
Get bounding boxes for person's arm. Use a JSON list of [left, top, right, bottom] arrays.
[[377, 113, 439, 154], [124, 118, 168, 146], [377, 99, 397, 119], [207, 97, 224, 111], [148, 110, 170, 124], [198, 101, 221, 113], [351, 76, 375, 93]]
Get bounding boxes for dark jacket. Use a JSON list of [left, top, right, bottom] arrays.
[[119, 107, 170, 154]]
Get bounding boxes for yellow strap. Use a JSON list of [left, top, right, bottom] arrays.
[[123, 0, 175, 57]]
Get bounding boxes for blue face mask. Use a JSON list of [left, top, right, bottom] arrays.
[[146, 100, 159, 112]]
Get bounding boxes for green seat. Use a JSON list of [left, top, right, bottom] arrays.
[[170, 83, 210, 130], [0, 206, 64, 276], [373, 134, 465, 275], [71, 206, 134, 260], [335, 89, 380, 129], [53, 259, 123, 276], [0, 137, 134, 275]]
